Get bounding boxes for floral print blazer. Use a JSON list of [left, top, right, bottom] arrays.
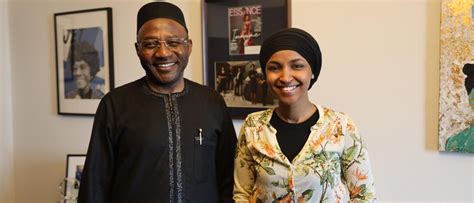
[[233, 105, 376, 203]]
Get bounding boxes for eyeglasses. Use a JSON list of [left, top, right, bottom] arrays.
[[136, 38, 189, 52]]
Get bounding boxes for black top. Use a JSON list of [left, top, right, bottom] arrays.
[[270, 109, 319, 162], [78, 77, 236, 203]]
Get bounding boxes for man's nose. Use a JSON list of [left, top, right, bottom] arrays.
[[154, 43, 172, 57]]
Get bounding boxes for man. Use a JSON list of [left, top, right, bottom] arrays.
[[66, 41, 104, 99], [78, 2, 236, 203], [234, 67, 245, 96], [216, 64, 228, 94], [247, 63, 258, 104]]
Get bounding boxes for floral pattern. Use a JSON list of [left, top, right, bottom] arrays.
[[234, 105, 376, 203]]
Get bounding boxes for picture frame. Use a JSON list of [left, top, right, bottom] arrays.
[[438, 0, 474, 153], [54, 8, 114, 116], [202, 0, 290, 118], [65, 154, 86, 180], [63, 154, 86, 198]]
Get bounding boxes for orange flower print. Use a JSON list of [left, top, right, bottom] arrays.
[[347, 120, 355, 132], [288, 177, 294, 189], [322, 125, 342, 145], [323, 108, 331, 117], [297, 196, 307, 203], [249, 194, 258, 203], [276, 193, 292, 203], [349, 183, 362, 199], [262, 142, 275, 157], [323, 125, 334, 136], [328, 132, 342, 145], [249, 188, 263, 203], [354, 168, 368, 181], [334, 182, 345, 203], [309, 135, 324, 149]]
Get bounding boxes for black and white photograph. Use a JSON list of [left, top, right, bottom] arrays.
[[54, 8, 114, 115], [214, 61, 277, 108]]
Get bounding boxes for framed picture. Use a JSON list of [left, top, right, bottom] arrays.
[[202, 0, 290, 118], [438, 0, 474, 153], [54, 8, 114, 116], [63, 154, 86, 198], [65, 154, 86, 180]]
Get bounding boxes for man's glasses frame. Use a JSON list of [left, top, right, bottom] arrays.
[[136, 38, 189, 52]]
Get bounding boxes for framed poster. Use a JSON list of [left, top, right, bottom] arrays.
[[54, 8, 114, 116], [439, 0, 474, 153], [202, 0, 290, 118]]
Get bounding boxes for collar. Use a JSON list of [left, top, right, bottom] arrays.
[[141, 77, 190, 98]]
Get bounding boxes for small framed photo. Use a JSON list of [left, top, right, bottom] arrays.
[[63, 154, 86, 198], [66, 154, 86, 180], [202, 0, 290, 118], [54, 8, 114, 115]]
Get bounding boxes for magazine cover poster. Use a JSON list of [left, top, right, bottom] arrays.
[[228, 5, 262, 55]]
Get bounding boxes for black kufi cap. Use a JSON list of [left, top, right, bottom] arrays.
[[137, 1, 188, 33], [259, 28, 322, 89]]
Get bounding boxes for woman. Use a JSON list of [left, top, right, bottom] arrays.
[[238, 13, 253, 54], [233, 28, 376, 202], [217, 64, 229, 94], [66, 41, 104, 99]]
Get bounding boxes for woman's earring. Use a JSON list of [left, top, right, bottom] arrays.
[[311, 74, 315, 79]]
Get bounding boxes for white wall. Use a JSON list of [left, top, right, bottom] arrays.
[[5, 0, 474, 202], [292, 0, 473, 201], [0, 1, 15, 203]]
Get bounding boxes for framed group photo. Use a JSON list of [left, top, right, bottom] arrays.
[[54, 8, 114, 115], [202, 0, 290, 118]]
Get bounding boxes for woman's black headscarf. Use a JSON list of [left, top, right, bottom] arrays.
[[259, 28, 322, 89]]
